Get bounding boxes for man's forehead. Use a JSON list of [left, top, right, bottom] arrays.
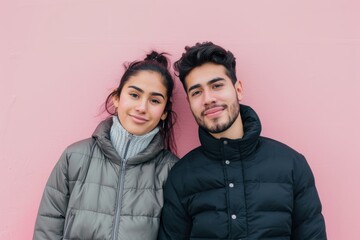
[[186, 64, 227, 82]]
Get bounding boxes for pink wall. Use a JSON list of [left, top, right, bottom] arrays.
[[1, 0, 359, 239]]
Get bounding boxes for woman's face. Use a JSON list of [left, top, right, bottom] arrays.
[[113, 70, 168, 135]]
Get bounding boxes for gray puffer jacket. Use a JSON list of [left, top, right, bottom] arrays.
[[33, 118, 179, 240]]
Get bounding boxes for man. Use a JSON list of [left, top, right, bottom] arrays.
[[158, 42, 326, 239]]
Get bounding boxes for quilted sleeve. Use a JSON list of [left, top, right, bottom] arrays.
[[33, 149, 70, 240], [291, 154, 327, 240], [158, 170, 191, 240]]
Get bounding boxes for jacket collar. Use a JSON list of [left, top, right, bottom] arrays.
[[92, 117, 165, 165], [199, 104, 261, 161]]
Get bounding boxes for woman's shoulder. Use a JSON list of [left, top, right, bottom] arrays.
[[156, 149, 179, 166], [50, 138, 97, 178], [64, 137, 96, 157]]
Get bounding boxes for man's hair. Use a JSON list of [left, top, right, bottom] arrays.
[[174, 41, 237, 91]]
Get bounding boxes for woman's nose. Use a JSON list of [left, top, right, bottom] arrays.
[[135, 100, 147, 112]]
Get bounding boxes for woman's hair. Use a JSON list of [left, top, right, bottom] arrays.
[[105, 51, 177, 153], [174, 41, 237, 91]]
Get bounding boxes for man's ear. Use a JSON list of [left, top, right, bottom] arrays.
[[234, 80, 244, 102]]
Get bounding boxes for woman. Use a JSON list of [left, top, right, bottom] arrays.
[[33, 51, 179, 240]]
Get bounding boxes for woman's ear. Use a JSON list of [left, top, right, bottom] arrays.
[[112, 94, 120, 108], [161, 111, 168, 121]]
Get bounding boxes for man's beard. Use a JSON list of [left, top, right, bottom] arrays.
[[194, 101, 240, 134]]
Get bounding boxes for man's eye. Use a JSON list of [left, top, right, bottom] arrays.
[[213, 84, 223, 89], [191, 90, 201, 97]]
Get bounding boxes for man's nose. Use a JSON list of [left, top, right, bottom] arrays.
[[203, 90, 216, 104]]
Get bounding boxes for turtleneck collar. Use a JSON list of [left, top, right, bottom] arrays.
[[110, 115, 159, 160], [199, 104, 261, 161], [92, 117, 164, 166]]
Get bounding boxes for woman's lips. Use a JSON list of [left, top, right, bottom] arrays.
[[130, 114, 148, 123]]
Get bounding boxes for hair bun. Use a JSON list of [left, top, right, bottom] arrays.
[[145, 51, 169, 68]]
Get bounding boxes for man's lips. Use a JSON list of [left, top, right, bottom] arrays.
[[203, 106, 225, 117]]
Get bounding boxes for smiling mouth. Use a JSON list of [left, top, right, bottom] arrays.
[[203, 106, 225, 118], [130, 114, 148, 123]]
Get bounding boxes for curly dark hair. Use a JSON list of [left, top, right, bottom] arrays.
[[174, 41, 237, 91]]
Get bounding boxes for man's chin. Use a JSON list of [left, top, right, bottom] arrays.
[[203, 123, 230, 134]]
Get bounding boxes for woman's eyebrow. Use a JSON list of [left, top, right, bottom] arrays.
[[128, 85, 165, 99], [128, 85, 144, 93]]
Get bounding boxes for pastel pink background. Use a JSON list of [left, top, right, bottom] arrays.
[[1, 0, 359, 239]]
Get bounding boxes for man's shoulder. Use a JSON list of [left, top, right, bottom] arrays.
[[259, 136, 302, 156], [170, 146, 203, 171], [182, 146, 204, 159]]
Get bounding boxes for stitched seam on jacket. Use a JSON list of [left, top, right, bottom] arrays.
[[46, 185, 67, 196], [69, 180, 117, 190], [67, 151, 106, 160], [68, 208, 113, 216], [68, 208, 162, 218]]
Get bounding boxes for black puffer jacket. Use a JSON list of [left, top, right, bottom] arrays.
[[159, 105, 326, 240]]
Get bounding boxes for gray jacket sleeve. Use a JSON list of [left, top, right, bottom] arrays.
[[33, 150, 70, 240], [291, 154, 327, 240]]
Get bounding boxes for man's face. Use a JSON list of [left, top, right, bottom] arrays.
[[185, 63, 244, 139]]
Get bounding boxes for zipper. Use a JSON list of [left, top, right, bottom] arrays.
[[112, 133, 132, 240], [64, 210, 76, 239]]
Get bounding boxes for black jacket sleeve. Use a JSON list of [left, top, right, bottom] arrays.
[[291, 154, 327, 240], [158, 170, 192, 240]]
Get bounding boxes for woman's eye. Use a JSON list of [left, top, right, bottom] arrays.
[[151, 99, 161, 104], [129, 93, 139, 99]]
